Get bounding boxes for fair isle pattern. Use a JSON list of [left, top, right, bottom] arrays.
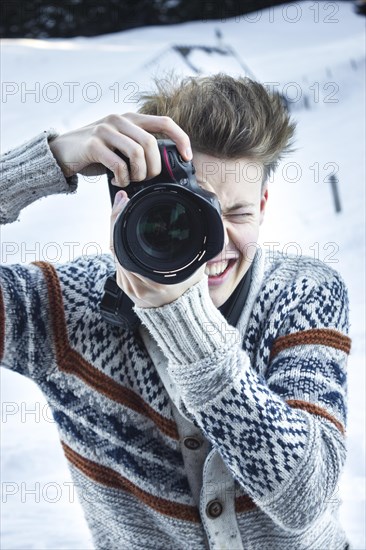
[[32, 260, 195, 507], [33, 259, 179, 439], [68, 464, 209, 550], [270, 328, 351, 359], [209, 373, 307, 497], [267, 345, 348, 433], [62, 441, 201, 522], [286, 399, 345, 434], [1, 249, 351, 548], [135, 251, 351, 538], [0, 261, 196, 510], [54, 257, 177, 421], [62, 440, 256, 518], [242, 255, 350, 423]]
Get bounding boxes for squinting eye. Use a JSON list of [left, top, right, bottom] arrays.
[[226, 213, 252, 219]]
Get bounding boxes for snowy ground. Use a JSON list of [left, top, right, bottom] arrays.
[[1, 1, 365, 548]]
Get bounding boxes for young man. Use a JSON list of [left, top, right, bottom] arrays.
[[0, 74, 351, 549]]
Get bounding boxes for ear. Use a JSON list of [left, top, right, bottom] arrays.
[[259, 186, 268, 226]]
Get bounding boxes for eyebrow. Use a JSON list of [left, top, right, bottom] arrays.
[[196, 181, 256, 212]]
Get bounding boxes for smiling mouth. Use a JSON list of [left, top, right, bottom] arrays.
[[205, 259, 237, 278]]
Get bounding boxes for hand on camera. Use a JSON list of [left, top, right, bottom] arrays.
[[49, 112, 193, 180], [110, 190, 207, 309]]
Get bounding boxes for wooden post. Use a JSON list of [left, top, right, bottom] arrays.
[[329, 174, 342, 213]]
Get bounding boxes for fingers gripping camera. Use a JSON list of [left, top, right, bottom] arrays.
[[107, 140, 225, 284]]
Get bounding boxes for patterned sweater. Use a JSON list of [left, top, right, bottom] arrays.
[[0, 132, 351, 550]]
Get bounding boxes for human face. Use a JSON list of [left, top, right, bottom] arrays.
[[193, 152, 268, 308]]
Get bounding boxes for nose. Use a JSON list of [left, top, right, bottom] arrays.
[[209, 219, 231, 263], [222, 218, 230, 248]]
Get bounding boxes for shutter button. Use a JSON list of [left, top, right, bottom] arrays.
[[206, 499, 223, 519], [183, 436, 202, 450]]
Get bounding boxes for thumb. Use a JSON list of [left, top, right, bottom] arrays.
[[110, 190, 129, 253], [111, 190, 129, 218]]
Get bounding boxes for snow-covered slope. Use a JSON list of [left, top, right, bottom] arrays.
[[1, 2, 365, 548]]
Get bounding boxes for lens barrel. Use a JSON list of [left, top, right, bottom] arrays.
[[113, 184, 224, 284]]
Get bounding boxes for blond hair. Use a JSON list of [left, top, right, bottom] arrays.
[[138, 73, 296, 182]]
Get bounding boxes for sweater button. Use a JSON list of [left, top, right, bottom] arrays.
[[183, 437, 202, 450], [206, 499, 223, 519]]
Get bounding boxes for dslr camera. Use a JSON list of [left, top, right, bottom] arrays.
[[107, 139, 224, 284]]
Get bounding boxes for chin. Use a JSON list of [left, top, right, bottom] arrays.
[[208, 287, 230, 308]]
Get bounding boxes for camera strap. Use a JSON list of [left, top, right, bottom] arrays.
[[100, 274, 141, 330], [218, 259, 254, 328]]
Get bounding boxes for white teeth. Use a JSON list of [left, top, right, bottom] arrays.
[[205, 260, 229, 277]]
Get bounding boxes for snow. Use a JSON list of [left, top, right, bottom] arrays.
[[1, 1, 365, 548]]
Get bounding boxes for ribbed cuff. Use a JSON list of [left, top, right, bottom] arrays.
[[0, 130, 78, 225], [135, 278, 241, 365]]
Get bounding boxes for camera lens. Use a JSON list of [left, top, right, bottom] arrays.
[[113, 180, 224, 284], [137, 201, 191, 260], [117, 188, 207, 275]]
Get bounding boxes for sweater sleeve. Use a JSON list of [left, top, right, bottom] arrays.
[[0, 131, 99, 380], [0, 130, 77, 224], [135, 266, 351, 532]]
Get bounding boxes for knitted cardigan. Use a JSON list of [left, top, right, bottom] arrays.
[[0, 132, 351, 550]]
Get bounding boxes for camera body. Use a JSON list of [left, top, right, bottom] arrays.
[[108, 139, 224, 284]]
